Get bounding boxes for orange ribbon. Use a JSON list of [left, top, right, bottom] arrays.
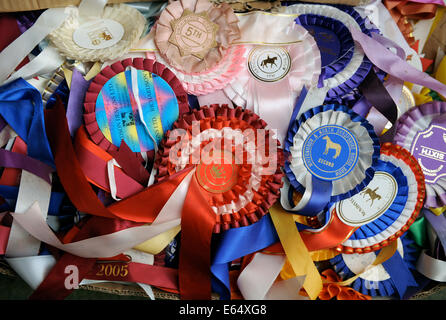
[[384, 0, 438, 47], [299, 269, 372, 300]]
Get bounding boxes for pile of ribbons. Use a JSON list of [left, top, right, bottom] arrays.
[[1, 0, 446, 301]]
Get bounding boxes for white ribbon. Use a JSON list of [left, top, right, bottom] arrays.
[[0, 7, 69, 84]]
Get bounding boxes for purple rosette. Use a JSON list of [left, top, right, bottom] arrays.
[[394, 101, 446, 208]]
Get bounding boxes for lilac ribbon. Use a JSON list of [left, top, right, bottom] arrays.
[[66, 69, 91, 137], [349, 26, 446, 97]]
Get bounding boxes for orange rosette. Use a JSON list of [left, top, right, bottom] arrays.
[[154, 0, 241, 74], [155, 104, 284, 233]]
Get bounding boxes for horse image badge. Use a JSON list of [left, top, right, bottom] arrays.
[[247, 46, 291, 82], [302, 125, 359, 181], [336, 171, 399, 227]]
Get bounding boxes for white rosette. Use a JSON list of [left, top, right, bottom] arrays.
[[48, 4, 146, 62], [341, 154, 420, 251]]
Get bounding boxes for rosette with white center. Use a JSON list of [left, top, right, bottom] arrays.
[[48, 4, 146, 62], [155, 104, 284, 233], [222, 23, 321, 143], [336, 143, 425, 254], [330, 235, 419, 298], [83, 58, 190, 160], [394, 101, 446, 208], [283, 104, 380, 215]]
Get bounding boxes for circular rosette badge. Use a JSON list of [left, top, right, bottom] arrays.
[[155, 0, 241, 74], [335, 143, 425, 254], [302, 125, 359, 181], [394, 101, 446, 208], [83, 58, 189, 155], [247, 47, 292, 83], [168, 9, 219, 60], [155, 105, 284, 233], [283, 104, 380, 216]]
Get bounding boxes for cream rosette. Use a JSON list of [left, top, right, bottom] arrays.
[[283, 104, 380, 216], [48, 4, 146, 62]]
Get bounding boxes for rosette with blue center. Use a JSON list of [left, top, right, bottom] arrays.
[[281, 3, 380, 102], [330, 234, 420, 298], [283, 104, 380, 216]]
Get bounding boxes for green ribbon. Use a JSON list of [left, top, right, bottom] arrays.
[[409, 217, 428, 249]]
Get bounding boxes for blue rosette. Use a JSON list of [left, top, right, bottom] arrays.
[[329, 234, 420, 298], [294, 13, 354, 79], [280, 3, 376, 101], [282, 104, 380, 216]]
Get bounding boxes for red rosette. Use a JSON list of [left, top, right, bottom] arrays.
[[336, 143, 426, 254], [155, 104, 284, 233], [83, 57, 190, 160]]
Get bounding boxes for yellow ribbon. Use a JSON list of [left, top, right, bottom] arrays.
[[430, 206, 446, 216], [133, 225, 181, 255], [269, 204, 322, 300]]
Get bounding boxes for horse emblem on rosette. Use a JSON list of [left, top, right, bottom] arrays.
[[360, 187, 382, 207], [322, 136, 342, 159], [260, 55, 278, 69]]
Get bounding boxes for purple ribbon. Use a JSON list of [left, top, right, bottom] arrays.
[[423, 209, 446, 258], [0, 148, 54, 184], [66, 69, 92, 137]]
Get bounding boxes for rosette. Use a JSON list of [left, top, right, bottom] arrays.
[[83, 58, 189, 156], [394, 101, 446, 208], [330, 235, 419, 298], [283, 104, 380, 216], [336, 143, 425, 254], [48, 4, 146, 62], [223, 22, 321, 143], [279, 3, 375, 102], [155, 104, 284, 233], [154, 0, 241, 74]]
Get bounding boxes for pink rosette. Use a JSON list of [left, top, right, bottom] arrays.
[[223, 25, 321, 142], [154, 0, 241, 74], [149, 42, 246, 96]]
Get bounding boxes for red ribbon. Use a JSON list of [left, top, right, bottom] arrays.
[[44, 98, 193, 223], [179, 174, 216, 299]]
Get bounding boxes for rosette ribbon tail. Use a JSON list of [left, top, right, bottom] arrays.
[[269, 203, 322, 300], [179, 172, 216, 299]]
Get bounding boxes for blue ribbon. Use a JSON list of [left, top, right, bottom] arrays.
[[211, 214, 279, 300], [382, 248, 418, 299], [0, 78, 55, 168]]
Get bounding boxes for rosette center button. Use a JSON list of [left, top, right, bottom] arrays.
[[302, 125, 359, 181]]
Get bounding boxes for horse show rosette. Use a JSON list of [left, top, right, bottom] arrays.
[[154, 0, 241, 74], [336, 143, 425, 254], [83, 58, 190, 156], [283, 104, 380, 216], [155, 104, 284, 233], [394, 101, 446, 208], [222, 21, 321, 143], [279, 4, 375, 102], [330, 235, 419, 298], [48, 4, 146, 62]]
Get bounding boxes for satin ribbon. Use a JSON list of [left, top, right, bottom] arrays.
[[416, 250, 446, 282], [423, 209, 446, 257], [0, 7, 68, 84], [269, 203, 322, 300], [45, 98, 193, 223], [0, 79, 55, 167], [211, 214, 279, 300], [349, 26, 446, 98], [66, 68, 92, 137]]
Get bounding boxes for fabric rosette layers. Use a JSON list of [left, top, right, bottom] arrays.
[[150, 0, 245, 96], [2, 0, 446, 303]]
